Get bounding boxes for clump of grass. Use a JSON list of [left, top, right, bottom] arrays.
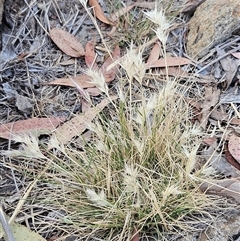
[[2, 46, 221, 239], [1, 5, 223, 241]]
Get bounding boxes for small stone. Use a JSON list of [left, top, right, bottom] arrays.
[[186, 0, 240, 59]]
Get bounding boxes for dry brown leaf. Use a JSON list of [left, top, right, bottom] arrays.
[[0, 117, 66, 140], [52, 96, 117, 144], [85, 40, 98, 69], [200, 178, 240, 203], [49, 28, 85, 57], [202, 136, 217, 146], [100, 45, 121, 82], [225, 142, 240, 171], [231, 52, 240, 59], [89, 0, 115, 25], [203, 143, 240, 178], [146, 41, 161, 65], [134, 2, 156, 9], [216, 47, 238, 89], [48, 45, 120, 90], [228, 134, 240, 164], [158, 67, 189, 77], [110, 4, 135, 22], [46, 75, 94, 88], [210, 110, 240, 125], [85, 87, 101, 96], [145, 57, 191, 68], [47, 71, 116, 90], [200, 86, 220, 129]]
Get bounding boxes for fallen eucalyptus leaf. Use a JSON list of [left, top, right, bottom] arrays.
[[49, 28, 85, 57]]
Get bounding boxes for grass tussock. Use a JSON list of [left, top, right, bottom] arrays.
[[30, 78, 219, 240], [46, 83, 210, 238], [1, 5, 225, 241]]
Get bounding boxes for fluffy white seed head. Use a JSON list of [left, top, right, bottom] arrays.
[[122, 164, 139, 193], [86, 188, 112, 207], [1, 133, 46, 159], [120, 43, 146, 84], [85, 68, 109, 94], [144, 7, 171, 45], [144, 7, 171, 29]]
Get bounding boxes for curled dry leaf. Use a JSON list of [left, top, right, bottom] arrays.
[[200, 178, 240, 203], [145, 57, 191, 68], [89, 0, 115, 25], [0, 117, 66, 140], [85, 40, 98, 70], [51, 96, 118, 144], [225, 142, 240, 171], [49, 28, 85, 57], [228, 133, 240, 164], [101, 45, 121, 82]]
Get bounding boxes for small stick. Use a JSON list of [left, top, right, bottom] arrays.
[[0, 206, 15, 241], [196, 45, 240, 74]]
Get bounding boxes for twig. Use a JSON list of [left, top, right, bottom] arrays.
[[196, 45, 240, 74], [0, 206, 15, 241]]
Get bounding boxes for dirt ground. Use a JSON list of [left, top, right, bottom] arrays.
[[1, 0, 240, 240]]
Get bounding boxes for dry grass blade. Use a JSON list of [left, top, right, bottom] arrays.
[[2, 1, 237, 240]]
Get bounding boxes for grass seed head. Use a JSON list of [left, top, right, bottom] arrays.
[[86, 188, 113, 207], [120, 43, 146, 84], [2, 133, 46, 159], [85, 68, 109, 94], [144, 7, 171, 45]]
